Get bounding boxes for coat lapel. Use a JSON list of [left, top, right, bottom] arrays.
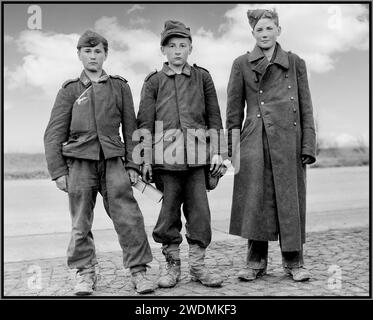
[[248, 45, 268, 75], [248, 43, 289, 77], [272, 44, 289, 70]]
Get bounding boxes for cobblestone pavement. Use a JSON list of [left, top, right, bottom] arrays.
[[3, 227, 370, 297]]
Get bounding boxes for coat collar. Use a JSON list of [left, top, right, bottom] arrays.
[[161, 62, 191, 77], [248, 43, 289, 75], [80, 70, 109, 86]]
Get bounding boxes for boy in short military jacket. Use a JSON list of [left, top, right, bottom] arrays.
[[44, 30, 154, 295], [137, 20, 227, 288]]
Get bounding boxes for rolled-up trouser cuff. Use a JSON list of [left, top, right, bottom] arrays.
[[162, 243, 180, 260], [130, 264, 148, 275], [77, 264, 96, 275]]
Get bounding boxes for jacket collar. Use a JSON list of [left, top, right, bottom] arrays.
[[80, 70, 109, 86], [161, 62, 191, 77], [248, 42, 289, 74]]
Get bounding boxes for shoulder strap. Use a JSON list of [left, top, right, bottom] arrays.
[[145, 70, 158, 82], [193, 63, 210, 73], [110, 75, 128, 83], [62, 78, 79, 88]]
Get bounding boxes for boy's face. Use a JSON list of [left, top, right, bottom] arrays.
[[252, 18, 281, 50], [78, 43, 107, 73], [161, 37, 192, 67]]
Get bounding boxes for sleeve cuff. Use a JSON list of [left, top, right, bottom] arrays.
[[51, 168, 68, 181], [301, 151, 316, 164], [125, 161, 141, 173]]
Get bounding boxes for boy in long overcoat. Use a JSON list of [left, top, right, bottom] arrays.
[[226, 9, 316, 282]]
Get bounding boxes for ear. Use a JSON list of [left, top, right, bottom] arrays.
[[104, 51, 108, 61], [189, 44, 193, 54], [77, 49, 82, 61], [277, 26, 282, 36], [160, 46, 166, 56]]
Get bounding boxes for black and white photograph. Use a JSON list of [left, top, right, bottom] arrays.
[[1, 1, 371, 304]]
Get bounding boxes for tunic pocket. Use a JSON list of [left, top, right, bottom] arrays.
[[109, 135, 125, 148], [71, 97, 91, 132]]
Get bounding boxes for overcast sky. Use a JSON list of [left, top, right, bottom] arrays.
[[3, 3, 370, 152]]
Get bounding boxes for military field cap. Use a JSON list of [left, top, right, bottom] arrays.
[[77, 30, 108, 50], [160, 20, 192, 46], [247, 9, 279, 29]]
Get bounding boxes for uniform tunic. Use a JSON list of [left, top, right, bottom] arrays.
[[137, 62, 225, 248], [44, 70, 152, 270], [137, 62, 225, 171], [44, 70, 139, 180]]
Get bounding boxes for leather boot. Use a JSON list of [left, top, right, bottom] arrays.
[[158, 255, 181, 288], [189, 244, 223, 287], [158, 244, 181, 288]]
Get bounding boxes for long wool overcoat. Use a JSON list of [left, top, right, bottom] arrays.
[[226, 43, 316, 252]]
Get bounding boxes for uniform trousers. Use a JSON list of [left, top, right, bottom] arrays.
[[66, 155, 152, 274], [153, 167, 211, 250]]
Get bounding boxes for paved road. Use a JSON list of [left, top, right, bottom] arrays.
[[4, 166, 369, 262], [3, 166, 370, 297], [4, 227, 369, 297]]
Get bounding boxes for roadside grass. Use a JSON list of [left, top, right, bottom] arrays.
[[311, 147, 369, 168], [3, 147, 369, 180], [4, 153, 50, 180]]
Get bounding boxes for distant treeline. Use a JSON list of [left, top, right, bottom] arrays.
[[3, 148, 370, 180]]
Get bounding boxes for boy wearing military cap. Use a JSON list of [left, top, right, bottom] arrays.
[[226, 9, 316, 282], [137, 20, 227, 288], [44, 30, 154, 295]]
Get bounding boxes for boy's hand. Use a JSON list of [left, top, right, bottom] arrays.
[[210, 154, 226, 177], [142, 163, 153, 183], [55, 175, 68, 193], [301, 155, 314, 165], [127, 168, 139, 185]]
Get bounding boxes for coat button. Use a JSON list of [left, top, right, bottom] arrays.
[[260, 101, 264, 105], [293, 122, 297, 126], [285, 74, 289, 78], [259, 90, 263, 94], [290, 97, 294, 100], [293, 108, 296, 112], [257, 114, 261, 118], [288, 85, 292, 89]]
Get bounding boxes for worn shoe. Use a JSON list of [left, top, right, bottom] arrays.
[[190, 268, 223, 287], [74, 269, 97, 296], [284, 267, 311, 282], [237, 267, 266, 281], [131, 271, 155, 294], [158, 259, 181, 288]]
